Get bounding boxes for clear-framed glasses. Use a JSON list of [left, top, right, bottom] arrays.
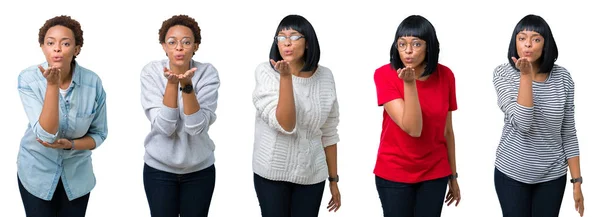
[[397, 40, 426, 51], [166, 38, 194, 49], [275, 35, 305, 43]]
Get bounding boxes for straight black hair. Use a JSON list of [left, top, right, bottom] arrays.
[[390, 15, 440, 77], [269, 14, 320, 72], [507, 14, 558, 74]]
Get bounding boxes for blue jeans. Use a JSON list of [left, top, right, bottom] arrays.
[[143, 164, 216, 217], [375, 175, 448, 217], [254, 173, 325, 217], [495, 168, 566, 217], [18, 175, 90, 217]]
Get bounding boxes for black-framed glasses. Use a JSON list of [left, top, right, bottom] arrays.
[[275, 35, 305, 43]]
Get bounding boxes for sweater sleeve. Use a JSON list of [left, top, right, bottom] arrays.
[[252, 63, 296, 134], [182, 64, 220, 136], [561, 72, 580, 159], [140, 62, 179, 136], [493, 65, 534, 132], [321, 98, 340, 147]]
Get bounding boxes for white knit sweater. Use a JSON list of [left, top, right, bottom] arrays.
[[252, 62, 340, 185]]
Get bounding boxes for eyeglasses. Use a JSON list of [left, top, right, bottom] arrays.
[[274, 35, 305, 43], [397, 40, 426, 51], [165, 38, 194, 49]]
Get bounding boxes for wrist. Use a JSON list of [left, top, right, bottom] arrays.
[[328, 175, 339, 183]]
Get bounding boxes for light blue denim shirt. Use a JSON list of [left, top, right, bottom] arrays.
[[17, 61, 108, 201]]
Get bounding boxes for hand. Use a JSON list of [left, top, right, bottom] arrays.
[[397, 67, 417, 83], [327, 182, 341, 212], [511, 57, 533, 77], [163, 67, 197, 84], [38, 65, 61, 85], [36, 138, 72, 149], [445, 179, 461, 206], [574, 184, 584, 216], [270, 59, 291, 76]]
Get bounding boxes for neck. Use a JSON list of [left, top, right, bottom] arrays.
[[59, 63, 73, 89], [289, 60, 312, 77]]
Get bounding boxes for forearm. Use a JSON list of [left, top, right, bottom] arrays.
[[275, 74, 296, 132], [446, 131, 457, 174], [39, 84, 60, 134], [181, 82, 200, 115], [72, 136, 97, 150], [567, 156, 582, 188], [517, 76, 533, 107], [324, 144, 338, 178], [402, 82, 422, 136], [163, 83, 179, 108]]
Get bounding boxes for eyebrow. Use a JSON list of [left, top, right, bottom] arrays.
[[46, 37, 73, 41], [167, 36, 192, 39], [518, 32, 541, 37]]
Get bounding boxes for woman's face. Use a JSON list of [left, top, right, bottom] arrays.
[[276, 28, 306, 64], [40, 25, 80, 69], [397, 36, 426, 68], [162, 25, 198, 67], [515, 30, 544, 63]]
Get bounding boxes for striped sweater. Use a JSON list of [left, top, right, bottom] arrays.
[[252, 62, 340, 185], [493, 63, 579, 184]]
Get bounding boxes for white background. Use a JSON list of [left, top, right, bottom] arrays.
[[1, 0, 598, 216]]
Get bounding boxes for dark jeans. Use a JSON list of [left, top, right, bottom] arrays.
[[18, 175, 90, 217], [253, 173, 326, 217], [143, 164, 216, 217], [494, 168, 566, 217], [375, 175, 449, 217]]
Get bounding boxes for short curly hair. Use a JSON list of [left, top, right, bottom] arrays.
[[158, 15, 201, 44], [38, 15, 83, 48]]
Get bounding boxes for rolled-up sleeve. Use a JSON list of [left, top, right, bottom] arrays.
[[252, 63, 296, 135], [18, 73, 58, 143], [493, 66, 534, 132], [87, 79, 108, 149]]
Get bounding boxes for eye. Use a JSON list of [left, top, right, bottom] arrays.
[[518, 37, 525, 41], [276, 36, 286, 41], [62, 42, 70, 47], [167, 40, 175, 45], [398, 42, 406, 47], [534, 38, 542, 43], [290, 35, 302, 41], [413, 42, 422, 47], [183, 41, 192, 45], [46, 41, 54, 46]]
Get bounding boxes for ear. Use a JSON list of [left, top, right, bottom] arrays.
[[74, 46, 81, 57], [162, 43, 169, 55], [194, 43, 199, 53]]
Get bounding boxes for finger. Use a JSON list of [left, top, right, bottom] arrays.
[[38, 65, 46, 73], [511, 57, 518, 64], [164, 67, 170, 73], [455, 196, 461, 206], [270, 59, 277, 67]]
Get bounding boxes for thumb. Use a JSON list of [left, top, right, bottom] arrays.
[[38, 65, 46, 73]]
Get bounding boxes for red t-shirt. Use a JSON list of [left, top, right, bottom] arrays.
[[373, 63, 457, 183]]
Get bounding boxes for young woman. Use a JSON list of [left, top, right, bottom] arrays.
[[373, 15, 461, 217], [493, 14, 585, 217], [17, 15, 108, 217], [140, 14, 220, 217], [252, 14, 341, 217]]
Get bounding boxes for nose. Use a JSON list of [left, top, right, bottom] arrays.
[[53, 44, 62, 52], [175, 42, 184, 51], [524, 40, 532, 48], [283, 39, 292, 46], [404, 45, 413, 54]]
